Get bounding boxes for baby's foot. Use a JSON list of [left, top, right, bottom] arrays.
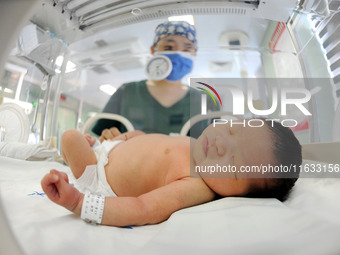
[[84, 134, 96, 146], [84, 134, 101, 148]]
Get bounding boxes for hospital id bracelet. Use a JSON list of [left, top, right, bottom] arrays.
[[81, 193, 105, 225]]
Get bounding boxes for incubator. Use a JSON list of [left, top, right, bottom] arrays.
[[0, 0, 340, 254]]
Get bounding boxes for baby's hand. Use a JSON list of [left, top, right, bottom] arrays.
[[41, 169, 82, 212], [99, 127, 121, 142], [84, 134, 96, 146]]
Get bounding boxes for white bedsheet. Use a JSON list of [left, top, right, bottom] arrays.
[[1, 156, 340, 255]]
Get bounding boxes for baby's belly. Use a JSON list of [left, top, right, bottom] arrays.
[[104, 136, 190, 197]]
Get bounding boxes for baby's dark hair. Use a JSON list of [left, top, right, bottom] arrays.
[[246, 120, 302, 202]]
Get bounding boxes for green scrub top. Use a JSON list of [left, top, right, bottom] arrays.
[[92, 80, 219, 138]]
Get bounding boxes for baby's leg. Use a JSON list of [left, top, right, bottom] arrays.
[[61, 129, 97, 179]]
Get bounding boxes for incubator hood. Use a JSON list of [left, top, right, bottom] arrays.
[[3, 0, 339, 141], [0, 0, 339, 149], [1, 0, 340, 255], [0, 0, 340, 141]]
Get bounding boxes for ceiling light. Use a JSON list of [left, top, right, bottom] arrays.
[[168, 15, 195, 25], [0, 87, 14, 94], [99, 84, 116, 95], [4, 88, 14, 94]]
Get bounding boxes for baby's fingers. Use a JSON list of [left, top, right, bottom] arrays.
[[51, 169, 69, 183], [99, 129, 112, 142], [41, 170, 60, 202], [109, 127, 121, 137], [41, 170, 59, 186]]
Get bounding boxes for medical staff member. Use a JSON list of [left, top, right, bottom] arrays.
[[92, 20, 219, 138]]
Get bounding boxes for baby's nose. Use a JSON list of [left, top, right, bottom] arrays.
[[215, 136, 227, 156]]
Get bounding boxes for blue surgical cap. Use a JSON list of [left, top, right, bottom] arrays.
[[153, 21, 197, 50]]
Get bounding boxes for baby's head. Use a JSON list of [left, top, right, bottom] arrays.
[[245, 120, 301, 201], [193, 119, 301, 202]]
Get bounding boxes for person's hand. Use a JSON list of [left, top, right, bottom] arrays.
[[99, 127, 121, 142], [41, 169, 82, 213]]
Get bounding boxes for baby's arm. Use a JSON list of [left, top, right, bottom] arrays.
[[99, 127, 145, 142], [41, 170, 215, 226], [111, 130, 145, 142], [100, 177, 215, 226]]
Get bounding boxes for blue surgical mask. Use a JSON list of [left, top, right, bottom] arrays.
[[156, 51, 194, 82]]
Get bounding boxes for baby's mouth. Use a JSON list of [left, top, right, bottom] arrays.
[[202, 137, 208, 157]]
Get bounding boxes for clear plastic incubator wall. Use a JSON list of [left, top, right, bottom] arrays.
[[0, 0, 340, 255], [1, 0, 339, 146]]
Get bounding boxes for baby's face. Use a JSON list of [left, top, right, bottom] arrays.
[[192, 122, 276, 196]]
